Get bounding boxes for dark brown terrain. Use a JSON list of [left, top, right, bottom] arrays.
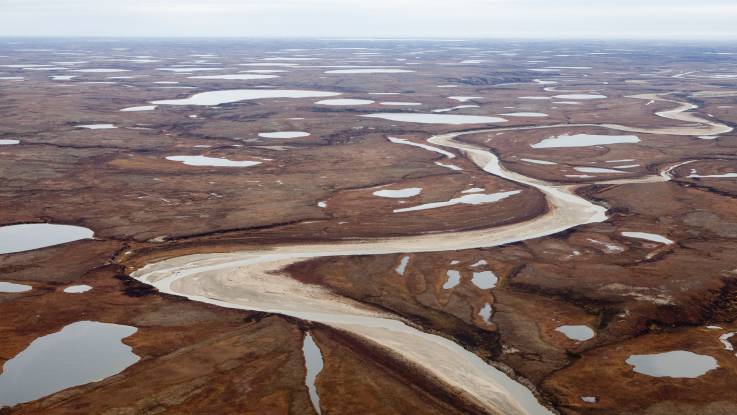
[[1, 39, 737, 414]]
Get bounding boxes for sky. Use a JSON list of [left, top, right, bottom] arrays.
[[1, 0, 737, 39]]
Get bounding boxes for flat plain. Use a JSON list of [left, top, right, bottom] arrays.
[[1, 39, 737, 414]]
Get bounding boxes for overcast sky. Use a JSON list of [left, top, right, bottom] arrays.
[[1, 0, 736, 39]]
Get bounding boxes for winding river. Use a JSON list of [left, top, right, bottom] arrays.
[[131, 94, 730, 415]]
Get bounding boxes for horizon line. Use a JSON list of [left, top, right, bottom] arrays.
[[2, 35, 737, 42]]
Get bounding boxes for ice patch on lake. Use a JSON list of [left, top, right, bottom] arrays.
[[166, 155, 262, 167], [531, 134, 640, 149], [394, 191, 521, 213]]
